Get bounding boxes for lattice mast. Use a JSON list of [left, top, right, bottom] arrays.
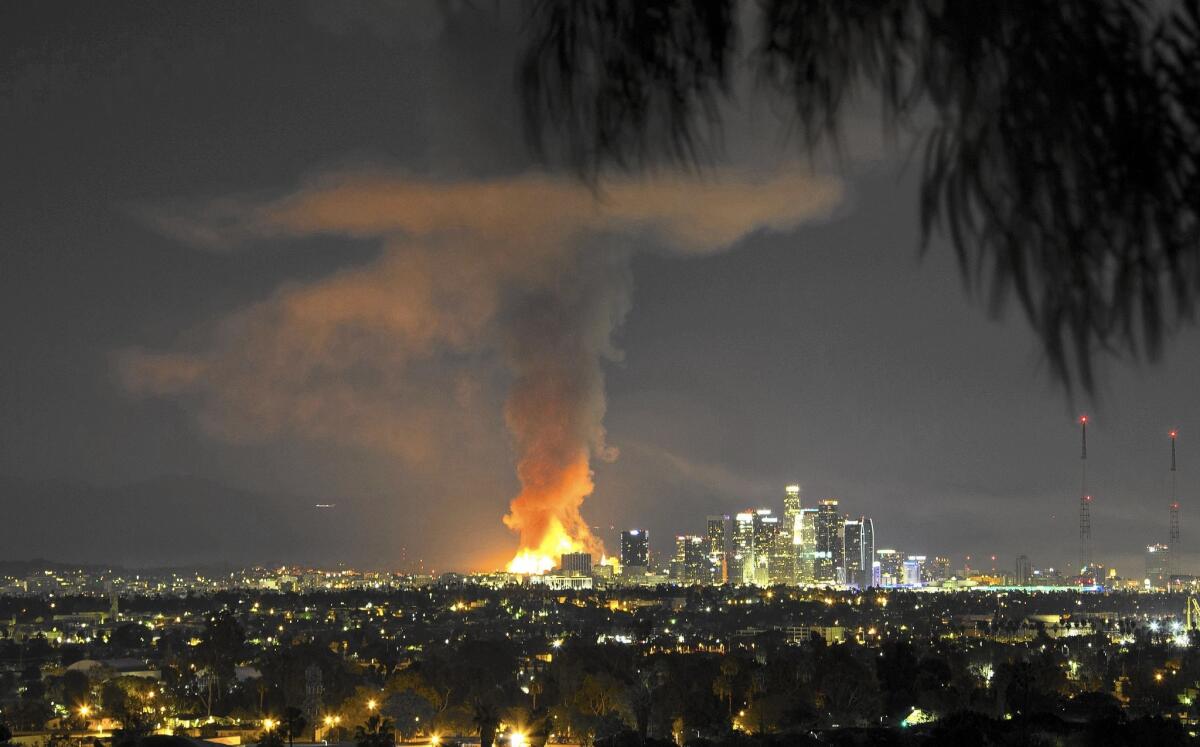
[[1170, 429, 1180, 579], [1079, 415, 1092, 572]]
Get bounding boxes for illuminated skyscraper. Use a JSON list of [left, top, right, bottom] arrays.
[[672, 535, 706, 583], [861, 518, 875, 586], [620, 529, 649, 569], [731, 509, 785, 586], [815, 499, 841, 583], [706, 515, 729, 583], [754, 509, 781, 586], [1015, 555, 1032, 586], [903, 555, 926, 586], [1146, 543, 1170, 589], [841, 517, 876, 588], [733, 513, 756, 584], [842, 520, 864, 588], [782, 484, 802, 583], [876, 548, 903, 586], [930, 555, 951, 582], [560, 552, 593, 576], [795, 508, 818, 583]]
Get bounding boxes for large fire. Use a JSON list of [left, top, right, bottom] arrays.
[[503, 450, 603, 574]]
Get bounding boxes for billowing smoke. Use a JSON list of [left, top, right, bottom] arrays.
[[121, 169, 841, 571], [501, 247, 630, 572]]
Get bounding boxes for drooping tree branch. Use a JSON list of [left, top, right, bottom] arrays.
[[520, 0, 1200, 393]]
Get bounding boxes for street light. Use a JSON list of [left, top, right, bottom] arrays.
[[367, 699, 377, 712], [264, 718, 278, 732], [323, 715, 342, 742]]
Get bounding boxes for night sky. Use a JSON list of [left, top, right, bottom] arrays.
[[3, 2, 1198, 576]]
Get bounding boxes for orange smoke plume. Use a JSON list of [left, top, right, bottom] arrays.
[[499, 269, 624, 574], [119, 169, 842, 574]]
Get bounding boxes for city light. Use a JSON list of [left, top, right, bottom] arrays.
[[510, 732, 527, 747], [263, 719, 277, 731]]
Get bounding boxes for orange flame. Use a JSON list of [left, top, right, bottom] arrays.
[[504, 450, 603, 574]]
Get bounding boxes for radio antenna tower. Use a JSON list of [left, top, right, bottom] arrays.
[[1079, 415, 1092, 572], [1170, 430, 1180, 579]]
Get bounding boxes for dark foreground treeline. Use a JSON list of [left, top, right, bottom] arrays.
[[608, 712, 1195, 746]]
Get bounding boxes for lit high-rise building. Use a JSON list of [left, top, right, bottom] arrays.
[[842, 520, 864, 588], [903, 555, 926, 586], [815, 499, 841, 583], [731, 509, 786, 586], [1015, 555, 1032, 586], [672, 535, 707, 583], [705, 515, 729, 583], [795, 508, 818, 583], [930, 556, 951, 582], [754, 509, 781, 586], [620, 529, 649, 569], [560, 552, 593, 576], [733, 513, 756, 584], [861, 518, 875, 586], [782, 484, 802, 583], [841, 517, 876, 588], [1146, 544, 1170, 589], [876, 548, 903, 586]]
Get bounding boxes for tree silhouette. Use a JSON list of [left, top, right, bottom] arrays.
[[521, 0, 1200, 392], [354, 714, 396, 747], [281, 706, 307, 747], [472, 700, 502, 747], [256, 729, 285, 747]]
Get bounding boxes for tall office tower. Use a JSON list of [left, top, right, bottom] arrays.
[[754, 509, 781, 586], [1146, 544, 1170, 589], [842, 520, 864, 588], [876, 548, 904, 586], [733, 512, 756, 584], [815, 499, 841, 583], [620, 529, 649, 569], [929, 556, 951, 582], [705, 515, 729, 583], [783, 485, 802, 578], [903, 555, 926, 587], [1015, 555, 1032, 585], [672, 535, 707, 583], [769, 518, 795, 585], [560, 552, 593, 576], [795, 508, 819, 583], [861, 518, 875, 587]]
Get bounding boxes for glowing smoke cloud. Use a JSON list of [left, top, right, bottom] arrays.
[[120, 170, 842, 573]]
